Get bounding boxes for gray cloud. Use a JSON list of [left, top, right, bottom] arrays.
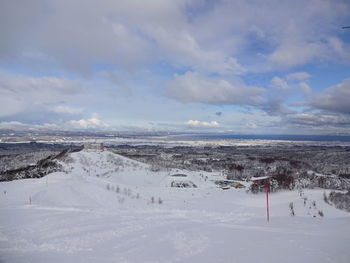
[[286, 112, 350, 131], [52, 105, 84, 115], [1, 0, 348, 75], [260, 99, 296, 116], [259, 78, 350, 133], [0, 0, 349, 134], [0, 0, 244, 75], [310, 79, 350, 115], [269, 74, 311, 94], [261, 78, 350, 131], [252, 108, 350, 134], [270, 77, 289, 90], [0, 121, 59, 131], [167, 71, 264, 105], [0, 70, 84, 118], [190, 0, 350, 71]]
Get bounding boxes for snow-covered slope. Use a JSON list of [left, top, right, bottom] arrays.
[[62, 150, 210, 187], [0, 150, 350, 263]]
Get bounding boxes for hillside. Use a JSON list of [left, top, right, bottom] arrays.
[[0, 150, 349, 263]]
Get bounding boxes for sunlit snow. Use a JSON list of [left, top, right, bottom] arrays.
[[0, 150, 349, 263]]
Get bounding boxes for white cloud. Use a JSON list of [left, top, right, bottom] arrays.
[[69, 113, 108, 129], [0, 114, 108, 130], [244, 121, 257, 129], [190, 0, 350, 71], [186, 120, 219, 128], [0, 121, 58, 130], [269, 75, 311, 94], [287, 72, 311, 81], [2, 0, 347, 75], [52, 105, 84, 115], [268, 42, 325, 68], [144, 26, 245, 75], [298, 82, 311, 94], [270, 77, 289, 90], [0, 0, 349, 134], [0, 70, 84, 118], [0, 0, 244, 75], [167, 71, 264, 105], [327, 37, 350, 61], [0, 121, 30, 130]]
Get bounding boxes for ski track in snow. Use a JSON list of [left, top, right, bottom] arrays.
[[0, 150, 350, 263]]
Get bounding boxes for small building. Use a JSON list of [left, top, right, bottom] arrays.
[[250, 176, 270, 193]]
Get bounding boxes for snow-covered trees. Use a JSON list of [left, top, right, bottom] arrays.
[[327, 191, 350, 212]]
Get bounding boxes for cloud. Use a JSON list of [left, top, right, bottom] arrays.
[[243, 121, 257, 129], [262, 77, 350, 132], [268, 42, 326, 68], [310, 78, 350, 114], [269, 74, 312, 95], [260, 74, 312, 117], [270, 77, 289, 90], [0, 0, 244, 75], [1, 0, 348, 75], [298, 82, 311, 94], [69, 113, 108, 129], [144, 26, 245, 75], [0, 70, 84, 118], [286, 72, 311, 81], [215, 112, 222, 117], [327, 36, 350, 61], [190, 0, 350, 71], [186, 120, 219, 128], [0, 113, 108, 131], [52, 105, 84, 115], [0, 121, 59, 131], [1, 0, 349, 134], [167, 71, 264, 105], [286, 112, 350, 130], [261, 99, 296, 116]]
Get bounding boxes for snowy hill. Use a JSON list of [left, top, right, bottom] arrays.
[[62, 149, 211, 189], [0, 150, 350, 263]]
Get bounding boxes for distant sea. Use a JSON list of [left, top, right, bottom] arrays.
[[179, 134, 350, 142]]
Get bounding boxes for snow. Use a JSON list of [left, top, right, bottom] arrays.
[[0, 150, 350, 263], [251, 175, 270, 181]]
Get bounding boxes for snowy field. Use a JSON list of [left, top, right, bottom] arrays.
[[0, 150, 349, 263]]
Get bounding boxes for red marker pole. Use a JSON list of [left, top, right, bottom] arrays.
[[266, 180, 269, 222]]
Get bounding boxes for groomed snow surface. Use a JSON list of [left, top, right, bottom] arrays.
[[0, 150, 349, 263]]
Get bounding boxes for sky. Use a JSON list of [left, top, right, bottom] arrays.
[[0, 0, 350, 135]]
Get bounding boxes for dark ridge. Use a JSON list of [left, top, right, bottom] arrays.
[[0, 148, 81, 182]]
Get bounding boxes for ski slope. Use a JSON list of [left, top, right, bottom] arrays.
[[0, 150, 349, 263]]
